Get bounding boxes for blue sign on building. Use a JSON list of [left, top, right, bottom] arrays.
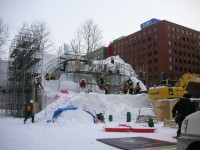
[[140, 18, 160, 29]]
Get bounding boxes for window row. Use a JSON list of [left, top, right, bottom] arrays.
[[168, 41, 199, 51], [168, 33, 200, 45], [113, 34, 158, 48], [168, 49, 199, 59], [167, 25, 200, 39], [169, 65, 199, 73], [169, 57, 199, 66]]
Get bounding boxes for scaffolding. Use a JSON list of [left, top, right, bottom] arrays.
[[5, 26, 43, 117], [59, 52, 131, 94]]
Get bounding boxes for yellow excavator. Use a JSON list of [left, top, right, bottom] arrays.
[[148, 73, 200, 100]]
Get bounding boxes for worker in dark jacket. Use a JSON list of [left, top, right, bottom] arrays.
[[104, 83, 110, 94], [129, 83, 134, 94], [80, 79, 86, 88], [135, 82, 141, 94], [172, 93, 196, 138], [24, 100, 34, 124]]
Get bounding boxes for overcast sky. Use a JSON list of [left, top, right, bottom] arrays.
[[0, 0, 200, 58]]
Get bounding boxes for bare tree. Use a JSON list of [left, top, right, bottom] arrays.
[[71, 19, 103, 56], [30, 21, 53, 53], [70, 30, 82, 53], [0, 18, 9, 58]]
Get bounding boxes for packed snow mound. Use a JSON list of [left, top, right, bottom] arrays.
[[35, 92, 153, 124]]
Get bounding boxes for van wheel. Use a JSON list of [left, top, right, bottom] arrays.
[[187, 141, 200, 150]]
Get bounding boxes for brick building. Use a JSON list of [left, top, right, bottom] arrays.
[[108, 19, 200, 86], [87, 47, 108, 60]]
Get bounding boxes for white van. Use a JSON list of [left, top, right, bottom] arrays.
[[177, 111, 200, 150]]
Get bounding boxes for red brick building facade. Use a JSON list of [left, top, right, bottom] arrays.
[[108, 20, 200, 86]]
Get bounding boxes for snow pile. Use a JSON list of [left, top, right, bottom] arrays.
[[35, 92, 153, 124]]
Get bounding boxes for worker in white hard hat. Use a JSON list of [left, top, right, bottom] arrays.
[[24, 100, 34, 124]]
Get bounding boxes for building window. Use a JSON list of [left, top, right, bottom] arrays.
[[168, 33, 171, 38], [154, 50, 158, 54], [167, 25, 171, 30], [148, 37, 152, 42], [184, 67, 187, 71], [148, 29, 152, 34], [168, 41, 172, 45], [169, 49, 172, 53], [174, 58, 178, 62], [169, 57, 172, 62], [175, 66, 178, 70], [142, 39, 146, 43], [138, 34, 141, 38], [169, 65, 172, 70], [154, 34, 157, 39]]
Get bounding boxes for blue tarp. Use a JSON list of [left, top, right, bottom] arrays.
[[52, 107, 97, 123]]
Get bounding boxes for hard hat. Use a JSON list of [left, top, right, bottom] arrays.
[[30, 100, 33, 103]]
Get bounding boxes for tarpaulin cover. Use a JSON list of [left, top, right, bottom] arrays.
[[52, 107, 97, 123], [97, 137, 176, 150]]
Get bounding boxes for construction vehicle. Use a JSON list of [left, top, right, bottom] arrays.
[[148, 73, 200, 100]]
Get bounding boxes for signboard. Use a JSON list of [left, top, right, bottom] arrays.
[[141, 18, 160, 29]]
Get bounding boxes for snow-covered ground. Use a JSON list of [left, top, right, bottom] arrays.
[[0, 92, 177, 150]]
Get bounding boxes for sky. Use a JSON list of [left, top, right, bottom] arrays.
[[0, 0, 200, 59]]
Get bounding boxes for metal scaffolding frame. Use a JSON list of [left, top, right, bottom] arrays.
[[59, 52, 131, 94], [5, 26, 43, 117]]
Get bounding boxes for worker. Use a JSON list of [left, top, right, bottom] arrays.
[[36, 75, 44, 90], [80, 79, 86, 88], [135, 82, 141, 94], [172, 93, 196, 138], [100, 73, 105, 85], [104, 83, 110, 94], [50, 73, 55, 80], [111, 56, 114, 64], [24, 100, 34, 124], [45, 73, 50, 81], [123, 83, 129, 94], [129, 83, 134, 94], [103, 63, 108, 72]]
